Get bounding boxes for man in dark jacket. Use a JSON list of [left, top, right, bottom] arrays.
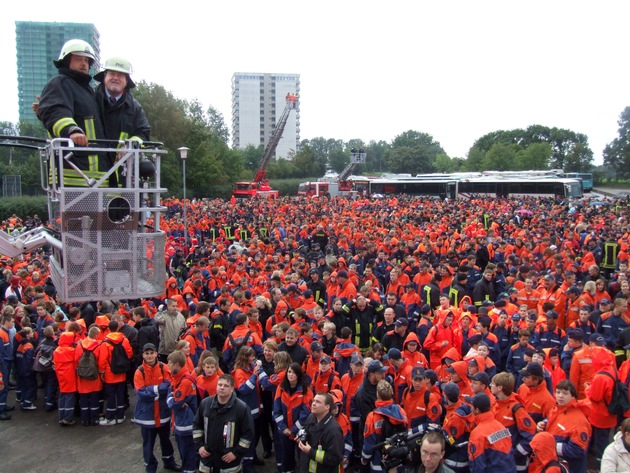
[[193, 374, 254, 473], [38, 39, 114, 187], [351, 360, 389, 465], [94, 57, 150, 145], [297, 392, 343, 473]]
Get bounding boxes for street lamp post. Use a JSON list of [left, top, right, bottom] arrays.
[[178, 147, 190, 249]]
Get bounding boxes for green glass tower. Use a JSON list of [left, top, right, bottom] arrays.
[[16, 21, 100, 123]]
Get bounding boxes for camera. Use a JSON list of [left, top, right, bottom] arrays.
[[376, 424, 452, 470], [296, 428, 308, 444]]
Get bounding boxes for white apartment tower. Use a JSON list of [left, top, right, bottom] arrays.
[[232, 72, 300, 159]]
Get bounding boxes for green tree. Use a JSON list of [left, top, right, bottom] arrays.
[[482, 143, 520, 171], [206, 106, 230, 144], [239, 144, 265, 175], [301, 137, 343, 172], [329, 147, 349, 174], [433, 153, 455, 173], [515, 142, 552, 170], [364, 140, 389, 173], [134, 81, 188, 150], [603, 106, 630, 177], [466, 125, 594, 171], [291, 145, 322, 178], [384, 130, 445, 174]]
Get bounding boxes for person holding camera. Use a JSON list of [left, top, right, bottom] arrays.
[[193, 374, 254, 473], [393, 431, 455, 473], [296, 392, 344, 473], [362, 380, 409, 471]]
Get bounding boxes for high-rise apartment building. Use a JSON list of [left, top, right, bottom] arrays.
[[16, 21, 100, 123], [232, 72, 300, 160]]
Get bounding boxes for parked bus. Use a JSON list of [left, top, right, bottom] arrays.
[[359, 176, 581, 199], [367, 178, 458, 199], [564, 172, 593, 192], [458, 177, 582, 198]]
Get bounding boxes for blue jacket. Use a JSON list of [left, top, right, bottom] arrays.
[[362, 401, 408, 471], [134, 361, 171, 428], [166, 369, 198, 436]]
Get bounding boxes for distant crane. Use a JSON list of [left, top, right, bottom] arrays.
[[232, 93, 298, 198]]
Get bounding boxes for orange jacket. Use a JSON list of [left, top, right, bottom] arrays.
[[569, 345, 594, 400], [424, 322, 456, 369], [586, 346, 617, 429], [53, 332, 78, 393], [74, 338, 103, 394], [528, 432, 563, 473], [517, 381, 556, 423], [340, 370, 363, 419], [98, 332, 133, 383], [544, 399, 591, 472]]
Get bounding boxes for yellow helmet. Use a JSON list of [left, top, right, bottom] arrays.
[[94, 56, 136, 88], [54, 39, 95, 68]]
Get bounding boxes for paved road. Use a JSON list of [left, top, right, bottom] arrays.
[[0, 387, 276, 473]]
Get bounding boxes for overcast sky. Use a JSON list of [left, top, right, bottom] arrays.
[[2, 1, 629, 164]]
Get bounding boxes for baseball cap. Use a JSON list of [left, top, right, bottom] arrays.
[[311, 341, 323, 352], [469, 393, 491, 412], [589, 333, 605, 346], [420, 304, 432, 314], [482, 300, 494, 307], [384, 348, 402, 361], [395, 318, 409, 327], [143, 343, 157, 352], [545, 310, 558, 319], [319, 355, 331, 364], [350, 353, 364, 365], [600, 298, 612, 305], [367, 360, 388, 374], [520, 362, 544, 378], [468, 371, 490, 385], [566, 286, 581, 295], [494, 300, 507, 308], [411, 367, 426, 379]]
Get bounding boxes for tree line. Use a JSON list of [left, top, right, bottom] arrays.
[[1, 80, 628, 198]]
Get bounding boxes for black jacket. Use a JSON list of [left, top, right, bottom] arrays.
[[296, 413, 344, 473], [278, 342, 309, 366], [96, 84, 150, 143], [39, 68, 113, 184], [193, 392, 254, 470]]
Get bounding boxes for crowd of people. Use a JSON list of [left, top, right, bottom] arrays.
[[2, 192, 630, 473]]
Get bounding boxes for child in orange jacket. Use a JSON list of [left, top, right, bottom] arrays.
[[53, 331, 78, 425], [75, 325, 103, 426]]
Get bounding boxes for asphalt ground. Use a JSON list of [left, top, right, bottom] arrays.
[[0, 386, 276, 473]]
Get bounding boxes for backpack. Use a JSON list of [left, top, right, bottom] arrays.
[[598, 371, 630, 415], [137, 361, 165, 381], [32, 343, 54, 373], [226, 330, 252, 369], [380, 413, 407, 443], [106, 339, 131, 374], [77, 346, 99, 380], [541, 460, 570, 473]]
